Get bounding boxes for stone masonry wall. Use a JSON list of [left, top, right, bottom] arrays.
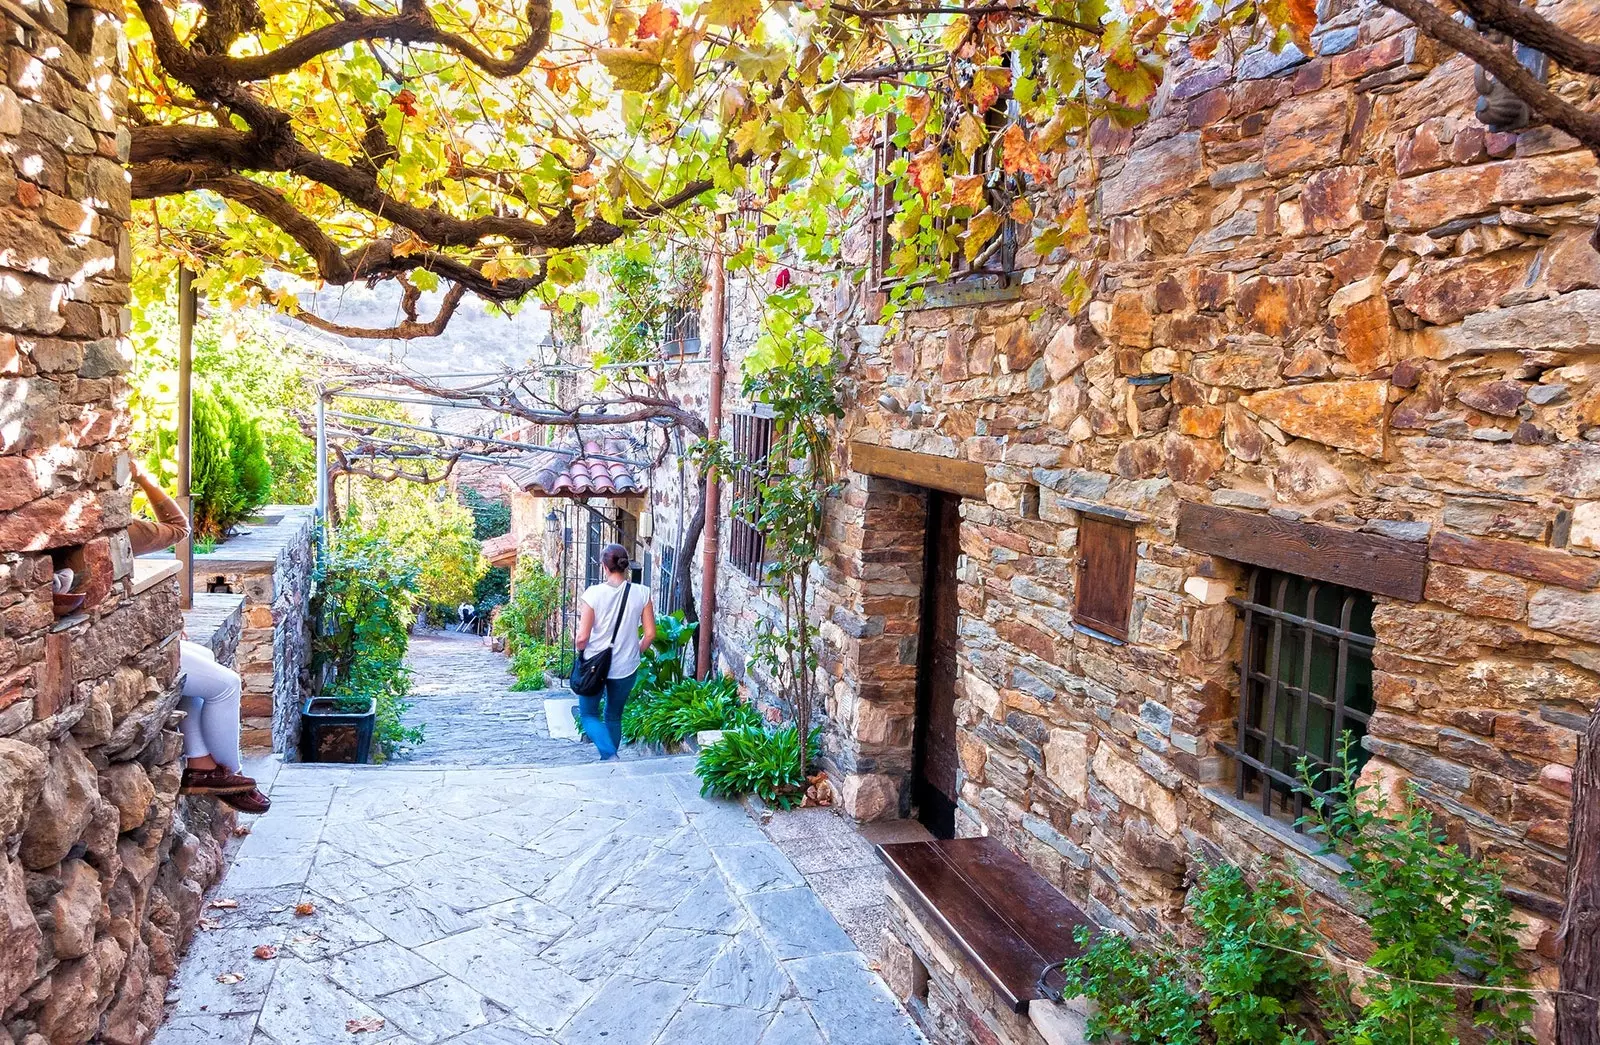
[[190, 508, 315, 757], [0, 0, 235, 1040], [811, 0, 1600, 1039]]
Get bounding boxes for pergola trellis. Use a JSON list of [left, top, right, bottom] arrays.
[[309, 356, 714, 655]]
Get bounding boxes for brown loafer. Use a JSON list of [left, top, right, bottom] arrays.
[[181, 766, 256, 796], [219, 788, 271, 815]]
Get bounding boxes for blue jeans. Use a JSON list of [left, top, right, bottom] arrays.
[[578, 672, 636, 759]]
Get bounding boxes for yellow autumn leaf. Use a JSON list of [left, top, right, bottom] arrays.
[[704, 0, 762, 29], [963, 207, 1002, 262], [597, 46, 663, 92], [969, 66, 1011, 114], [954, 113, 987, 160], [907, 146, 944, 200], [951, 174, 985, 210]]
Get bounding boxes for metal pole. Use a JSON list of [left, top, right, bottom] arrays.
[[697, 230, 726, 681], [314, 389, 328, 556], [176, 267, 196, 610]]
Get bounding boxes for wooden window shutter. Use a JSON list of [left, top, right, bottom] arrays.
[[1074, 515, 1136, 641]]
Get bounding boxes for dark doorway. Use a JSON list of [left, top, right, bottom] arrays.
[[913, 490, 962, 838]]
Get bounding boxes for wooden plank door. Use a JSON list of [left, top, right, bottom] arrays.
[[914, 491, 962, 838]]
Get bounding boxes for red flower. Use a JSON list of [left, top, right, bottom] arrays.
[[775, 268, 792, 289]]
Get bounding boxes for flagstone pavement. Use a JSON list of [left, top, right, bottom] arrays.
[[153, 755, 929, 1045]]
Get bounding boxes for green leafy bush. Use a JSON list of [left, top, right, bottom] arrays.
[[493, 558, 562, 688], [160, 386, 273, 539], [129, 306, 315, 506], [509, 640, 559, 692], [312, 530, 425, 759], [1058, 735, 1534, 1045], [622, 674, 758, 746], [1299, 736, 1533, 1045], [635, 611, 697, 695], [696, 724, 819, 808], [1062, 862, 1318, 1045]]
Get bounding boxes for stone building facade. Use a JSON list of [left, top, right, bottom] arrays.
[[797, 2, 1600, 1041], [0, 0, 235, 1040]]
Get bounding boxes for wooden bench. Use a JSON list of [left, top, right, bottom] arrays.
[[877, 836, 1093, 1013]]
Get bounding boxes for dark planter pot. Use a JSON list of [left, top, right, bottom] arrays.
[[300, 696, 376, 764]]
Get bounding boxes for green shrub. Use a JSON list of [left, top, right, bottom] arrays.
[[312, 530, 424, 759], [493, 558, 562, 688], [696, 724, 819, 808], [509, 640, 559, 691], [1061, 862, 1318, 1045], [635, 611, 697, 695], [1299, 735, 1533, 1045], [178, 387, 274, 539], [622, 674, 757, 745], [1056, 735, 1535, 1045]]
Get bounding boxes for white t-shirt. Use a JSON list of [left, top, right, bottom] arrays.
[[580, 581, 651, 679]]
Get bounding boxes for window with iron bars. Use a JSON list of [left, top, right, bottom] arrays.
[[656, 542, 681, 614], [869, 103, 1020, 291], [728, 411, 774, 583], [1217, 568, 1377, 829], [663, 306, 701, 357]]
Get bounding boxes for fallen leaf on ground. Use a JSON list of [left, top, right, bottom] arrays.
[[347, 1017, 386, 1034], [289, 933, 322, 946], [197, 917, 224, 931], [216, 972, 245, 984], [294, 901, 317, 916], [253, 945, 278, 960], [208, 898, 239, 909], [233, 825, 251, 837]]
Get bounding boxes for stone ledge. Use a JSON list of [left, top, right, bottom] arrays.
[[1198, 787, 1351, 875], [130, 557, 181, 596], [184, 592, 246, 665]]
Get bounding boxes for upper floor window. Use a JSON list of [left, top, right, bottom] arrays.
[[663, 306, 700, 357], [728, 410, 774, 583], [1222, 569, 1377, 829], [869, 103, 1020, 291]]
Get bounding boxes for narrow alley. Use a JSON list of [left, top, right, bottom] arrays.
[[151, 633, 926, 1045]]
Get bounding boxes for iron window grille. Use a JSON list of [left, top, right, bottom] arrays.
[[656, 543, 680, 614], [663, 306, 701, 357], [1217, 568, 1377, 829], [728, 411, 774, 583], [869, 103, 1020, 291]]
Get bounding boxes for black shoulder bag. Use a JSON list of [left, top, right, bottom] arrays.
[[570, 584, 630, 697]]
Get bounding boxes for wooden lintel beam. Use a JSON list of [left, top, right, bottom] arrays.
[[1178, 502, 1428, 602], [849, 441, 988, 500]]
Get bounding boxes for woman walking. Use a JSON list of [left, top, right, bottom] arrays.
[[573, 544, 656, 760]]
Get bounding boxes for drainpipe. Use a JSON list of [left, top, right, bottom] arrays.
[[314, 387, 328, 558], [176, 267, 196, 610], [697, 230, 726, 680]]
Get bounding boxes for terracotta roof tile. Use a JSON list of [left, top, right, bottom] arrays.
[[505, 436, 646, 498]]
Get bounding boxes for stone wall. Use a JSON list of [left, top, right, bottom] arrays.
[[189, 508, 315, 756], [806, 0, 1600, 1038], [0, 0, 235, 1039]]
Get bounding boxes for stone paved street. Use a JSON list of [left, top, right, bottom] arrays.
[[155, 633, 926, 1045], [390, 631, 594, 767]]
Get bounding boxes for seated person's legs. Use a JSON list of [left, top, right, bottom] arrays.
[[178, 641, 270, 814]]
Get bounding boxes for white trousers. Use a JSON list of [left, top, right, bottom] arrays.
[[179, 640, 243, 773]]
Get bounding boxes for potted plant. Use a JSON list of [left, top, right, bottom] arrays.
[[300, 693, 377, 763]]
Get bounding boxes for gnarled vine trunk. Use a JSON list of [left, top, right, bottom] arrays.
[[1558, 704, 1600, 1044]]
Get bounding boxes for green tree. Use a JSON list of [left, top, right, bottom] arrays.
[[129, 305, 316, 506], [344, 478, 487, 611]]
